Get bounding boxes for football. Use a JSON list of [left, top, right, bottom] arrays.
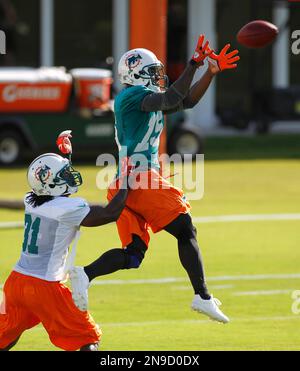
[[237, 20, 279, 48]]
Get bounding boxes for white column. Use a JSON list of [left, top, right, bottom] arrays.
[[0, 30, 6, 55], [272, 1, 289, 88], [113, 0, 129, 92], [187, 0, 218, 130], [40, 0, 54, 66]]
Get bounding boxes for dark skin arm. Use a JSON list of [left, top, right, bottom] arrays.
[[141, 62, 200, 112], [182, 66, 215, 109], [81, 185, 128, 227], [163, 61, 217, 114], [141, 61, 218, 114], [164, 49, 239, 113]]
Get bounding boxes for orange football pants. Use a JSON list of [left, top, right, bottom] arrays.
[[0, 271, 101, 351], [107, 169, 191, 247]]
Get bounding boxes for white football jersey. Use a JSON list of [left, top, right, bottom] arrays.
[[14, 194, 90, 281]]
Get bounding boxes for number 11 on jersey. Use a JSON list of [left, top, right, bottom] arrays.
[[22, 214, 41, 255]]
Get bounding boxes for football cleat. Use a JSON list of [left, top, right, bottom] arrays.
[[191, 294, 230, 323], [69, 266, 90, 311]]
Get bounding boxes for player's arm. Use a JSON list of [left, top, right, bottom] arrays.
[[141, 35, 212, 113], [81, 187, 128, 227], [184, 44, 240, 109], [181, 67, 215, 110], [172, 44, 240, 111], [81, 158, 132, 227]]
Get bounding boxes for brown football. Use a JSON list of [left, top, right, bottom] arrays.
[[237, 20, 279, 48]]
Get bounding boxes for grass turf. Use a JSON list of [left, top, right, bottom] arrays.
[[0, 135, 300, 350]]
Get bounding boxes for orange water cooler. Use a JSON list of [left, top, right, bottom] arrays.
[[70, 68, 113, 111], [0, 67, 72, 112]]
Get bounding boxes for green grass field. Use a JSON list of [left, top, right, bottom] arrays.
[[1, 135, 300, 350]]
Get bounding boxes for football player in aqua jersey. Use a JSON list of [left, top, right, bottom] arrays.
[[0, 153, 131, 351], [70, 35, 240, 323]]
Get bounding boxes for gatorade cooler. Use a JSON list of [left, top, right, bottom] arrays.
[[70, 68, 113, 110], [0, 67, 72, 112]]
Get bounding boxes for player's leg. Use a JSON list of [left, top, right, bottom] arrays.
[[80, 343, 99, 351], [132, 170, 229, 323], [164, 213, 229, 323], [84, 234, 147, 280], [89, 185, 149, 280], [69, 199, 150, 311], [0, 336, 21, 351], [25, 279, 101, 351], [164, 213, 210, 299], [70, 232, 148, 311], [0, 272, 40, 351]]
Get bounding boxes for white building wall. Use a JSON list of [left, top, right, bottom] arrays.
[[113, 0, 129, 92], [272, 1, 290, 88], [40, 0, 54, 66]]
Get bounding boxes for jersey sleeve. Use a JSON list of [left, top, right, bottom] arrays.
[[59, 197, 90, 227], [120, 86, 152, 112], [24, 193, 32, 212]]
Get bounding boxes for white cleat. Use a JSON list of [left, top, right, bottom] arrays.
[[69, 266, 90, 311], [191, 294, 230, 324]]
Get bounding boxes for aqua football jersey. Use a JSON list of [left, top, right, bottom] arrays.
[[114, 85, 164, 172]]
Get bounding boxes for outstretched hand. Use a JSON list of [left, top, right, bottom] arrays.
[[56, 130, 73, 155], [208, 44, 240, 74], [191, 34, 213, 66]]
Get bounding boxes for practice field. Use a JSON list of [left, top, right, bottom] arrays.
[[0, 136, 300, 350]]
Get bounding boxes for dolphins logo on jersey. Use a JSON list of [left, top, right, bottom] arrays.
[[126, 53, 142, 71]]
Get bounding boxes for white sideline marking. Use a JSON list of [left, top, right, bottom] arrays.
[[193, 213, 300, 224], [1, 213, 300, 230], [91, 273, 300, 286], [29, 315, 300, 332], [173, 284, 234, 291], [208, 273, 300, 282], [101, 315, 300, 328], [0, 221, 23, 229], [233, 289, 294, 296], [92, 277, 187, 285], [1, 273, 300, 290]]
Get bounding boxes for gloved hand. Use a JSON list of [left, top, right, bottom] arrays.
[[191, 34, 213, 66], [56, 130, 72, 155], [209, 44, 240, 72]]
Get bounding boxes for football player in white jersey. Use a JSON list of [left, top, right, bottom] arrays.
[[0, 153, 130, 351]]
